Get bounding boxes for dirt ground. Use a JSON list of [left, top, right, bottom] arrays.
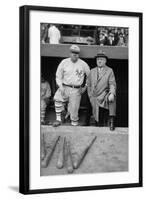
[[40, 126, 128, 176]]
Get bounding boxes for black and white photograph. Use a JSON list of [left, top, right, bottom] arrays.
[[40, 23, 129, 176], [19, 5, 142, 194]]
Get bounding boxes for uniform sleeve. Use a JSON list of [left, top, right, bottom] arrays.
[[56, 60, 64, 87], [109, 69, 116, 96]]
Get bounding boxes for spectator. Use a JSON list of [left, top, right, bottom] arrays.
[[72, 25, 80, 36], [124, 28, 129, 46], [97, 31, 107, 46], [48, 24, 61, 44], [112, 27, 119, 45], [120, 28, 125, 36], [117, 33, 126, 46], [41, 23, 48, 44], [86, 36, 95, 45], [106, 32, 116, 46]]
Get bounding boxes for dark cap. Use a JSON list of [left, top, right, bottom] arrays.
[[95, 50, 108, 60]]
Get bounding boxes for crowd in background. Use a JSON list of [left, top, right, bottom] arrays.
[[41, 23, 128, 47], [96, 26, 128, 46]]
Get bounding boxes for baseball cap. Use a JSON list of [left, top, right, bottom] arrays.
[[70, 45, 80, 53]]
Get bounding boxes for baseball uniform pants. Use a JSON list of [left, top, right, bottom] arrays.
[[54, 86, 81, 123]]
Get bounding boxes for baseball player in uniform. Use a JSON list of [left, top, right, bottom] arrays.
[[53, 45, 90, 126], [41, 77, 51, 125], [87, 50, 116, 130]]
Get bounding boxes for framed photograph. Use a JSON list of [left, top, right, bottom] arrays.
[[19, 5, 143, 194]]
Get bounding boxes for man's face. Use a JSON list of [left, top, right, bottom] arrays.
[[99, 33, 105, 40], [70, 52, 79, 63], [96, 57, 106, 68]]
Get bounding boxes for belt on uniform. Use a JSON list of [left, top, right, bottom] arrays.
[[63, 83, 81, 89]]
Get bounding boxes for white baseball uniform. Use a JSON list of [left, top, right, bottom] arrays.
[[54, 57, 90, 123]]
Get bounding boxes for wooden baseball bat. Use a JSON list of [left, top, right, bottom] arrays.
[[41, 136, 60, 168], [73, 136, 97, 169], [56, 136, 65, 169], [65, 139, 74, 173]]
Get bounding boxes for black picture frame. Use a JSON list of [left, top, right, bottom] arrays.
[[19, 5, 143, 194]]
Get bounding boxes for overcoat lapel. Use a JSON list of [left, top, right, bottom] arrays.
[[94, 66, 108, 89], [97, 66, 108, 82]]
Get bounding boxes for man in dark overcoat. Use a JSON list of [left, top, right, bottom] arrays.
[[87, 50, 116, 130]]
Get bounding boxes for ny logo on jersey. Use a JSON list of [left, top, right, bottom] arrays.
[[75, 69, 84, 78]]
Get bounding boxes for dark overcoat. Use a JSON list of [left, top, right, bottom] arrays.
[[87, 65, 116, 121]]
